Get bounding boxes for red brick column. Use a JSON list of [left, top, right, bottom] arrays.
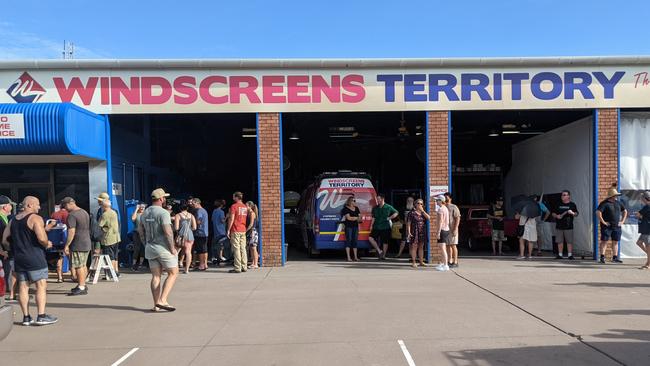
[[596, 108, 619, 260], [257, 113, 283, 266], [427, 111, 450, 263]]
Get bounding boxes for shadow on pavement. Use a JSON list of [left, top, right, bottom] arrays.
[[44, 302, 153, 313], [555, 282, 650, 288], [588, 309, 650, 316]]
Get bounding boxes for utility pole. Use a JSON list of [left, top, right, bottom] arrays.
[[62, 40, 75, 59]]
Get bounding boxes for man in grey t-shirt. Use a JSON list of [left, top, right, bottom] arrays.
[[61, 197, 91, 296], [138, 188, 178, 312]]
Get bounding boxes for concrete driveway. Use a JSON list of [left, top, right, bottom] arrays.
[[1, 256, 649, 365]]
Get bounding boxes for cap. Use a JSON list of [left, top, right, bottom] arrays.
[[151, 188, 170, 200], [434, 195, 446, 201], [60, 197, 75, 205], [0, 195, 16, 206], [606, 187, 622, 199], [496, 196, 504, 201], [97, 192, 110, 201], [642, 191, 650, 200]]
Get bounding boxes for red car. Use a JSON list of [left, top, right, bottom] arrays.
[[459, 206, 518, 251]]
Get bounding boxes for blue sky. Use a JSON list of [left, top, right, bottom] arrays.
[[1, 0, 648, 59]]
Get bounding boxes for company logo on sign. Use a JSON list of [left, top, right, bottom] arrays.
[[6, 72, 46, 103]]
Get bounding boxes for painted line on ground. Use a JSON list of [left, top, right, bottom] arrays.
[[397, 339, 417, 366], [111, 348, 139, 366]]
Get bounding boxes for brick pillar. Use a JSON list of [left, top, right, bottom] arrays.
[[427, 111, 450, 263], [257, 113, 283, 266], [596, 108, 619, 260]]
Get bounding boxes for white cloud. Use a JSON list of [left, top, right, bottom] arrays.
[[0, 22, 110, 59]]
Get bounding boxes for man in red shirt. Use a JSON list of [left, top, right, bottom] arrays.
[[227, 192, 250, 273]]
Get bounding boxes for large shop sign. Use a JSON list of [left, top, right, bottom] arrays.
[[0, 113, 25, 139], [2, 67, 650, 114]]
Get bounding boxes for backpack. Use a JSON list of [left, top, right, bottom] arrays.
[[90, 214, 105, 243]]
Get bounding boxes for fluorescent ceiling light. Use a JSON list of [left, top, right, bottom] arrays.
[[329, 133, 357, 138], [488, 132, 499, 137], [242, 134, 257, 138], [415, 132, 423, 136], [502, 130, 520, 134], [289, 132, 300, 140]]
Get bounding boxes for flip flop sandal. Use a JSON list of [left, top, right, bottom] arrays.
[[156, 304, 176, 312]]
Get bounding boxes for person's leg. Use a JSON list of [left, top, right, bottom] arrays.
[[418, 243, 425, 265], [77, 265, 87, 288], [492, 240, 497, 255], [452, 245, 459, 265], [498, 240, 503, 255], [56, 257, 63, 281], [150, 265, 163, 307], [396, 241, 406, 257], [612, 241, 620, 261], [159, 267, 178, 306], [382, 242, 389, 259], [34, 279, 47, 315], [519, 237, 525, 257], [439, 244, 448, 266], [409, 244, 417, 266], [239, 234, 248, 270], [10, 270, 17, 300], [557, 235, 564, 258], [18, 278, 30, 316], [251, 246, 259, 267], [367, 235, 382, 257], [184, 241, 193, 273], [345, 247, 352, 261], [527, 241, 534, 257], [232, 234, 243, 271]]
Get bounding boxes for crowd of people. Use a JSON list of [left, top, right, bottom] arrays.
[[0, 189, 261, 324], [1, 183, 649, 324], [338, 185, 650, 271]]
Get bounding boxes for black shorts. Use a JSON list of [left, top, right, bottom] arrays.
[[601, 226, 622, 241], [438, 230, 450, 245], [370, 229, 391, 245], [193, 236, 208, 254], [102, 244, 119, 261]]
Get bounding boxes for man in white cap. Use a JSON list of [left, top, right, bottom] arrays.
[[138, 188, 178, 311], [434, 195, 451, 272], [596, 184, 627, 264]]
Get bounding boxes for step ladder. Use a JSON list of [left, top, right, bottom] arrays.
[[87, 254, 119, 284]]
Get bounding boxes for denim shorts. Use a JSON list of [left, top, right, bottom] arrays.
[[601, 226, 622, 241], [16, 267, 49, 283]]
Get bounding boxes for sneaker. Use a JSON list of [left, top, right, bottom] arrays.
[[22, 315, 34, 326], [228, 269, 241, 274], [612, 257, 624, 263], [568, 255, 575, 260], [450, 263, 459, 268], [435, 264, 449, 272], [516, 256, 526, 260], [599, 256, 606, 264], [69, 286, 88, 296], [219, 256, 226, 261], [35, 314, 58, 326], [555, 255, 563, 260]]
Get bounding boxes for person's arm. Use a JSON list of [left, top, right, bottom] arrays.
[[247, 210, 256, 232], [226, 210, 235, 238], [2, 222, 10, 247], [596, 210, 609, 226], [437, 211, 443, 238], [389, 207, 399, 220], [620, 205, 628, 226], [572, 203, 579, 217], [422, 210, 431, 221], [452, 211, 460, 233], [63, 227, 76, 256], [174, 214, 180, 231], [191, 215, 197, 231], [137, 216, 145, 242], [131, 209, 139, 223], [30, 215, 52, 249], [405, 214, 412, 237], [162, 223, 176, 255]]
